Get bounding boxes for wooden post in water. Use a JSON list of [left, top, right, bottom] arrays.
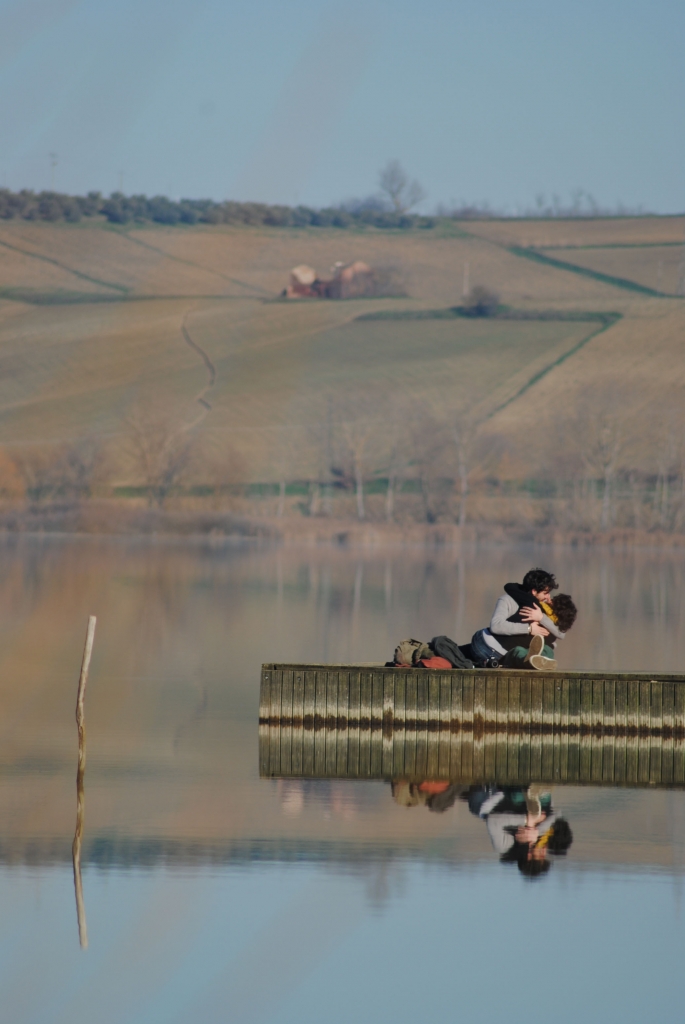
[[72, 615, 96, 950]]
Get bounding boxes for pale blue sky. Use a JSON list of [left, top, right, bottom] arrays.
[[1, 0, 683, 212]]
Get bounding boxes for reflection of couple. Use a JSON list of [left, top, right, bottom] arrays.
[[466, 785, 573, 877], [468, 567, 577, 671], [392, 778, 573, 876]]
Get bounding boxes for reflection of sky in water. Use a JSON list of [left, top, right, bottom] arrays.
[[3, 865, 684, 1024], [1, 538, 685, 1021]]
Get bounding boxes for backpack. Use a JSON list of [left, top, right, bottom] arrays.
[[393, 638, 432, 666]]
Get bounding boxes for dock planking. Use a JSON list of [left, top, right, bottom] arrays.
[[260, 664, 685, 787]]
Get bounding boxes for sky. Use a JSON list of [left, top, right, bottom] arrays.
[[1, 0, 684, 213]]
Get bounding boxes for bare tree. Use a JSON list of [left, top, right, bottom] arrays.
[[328, 394, 386, 521], [409, 414, 452, 524], [271, 425, 305, 517], [649, 402, 685, 531], [574, 388, 634, 530], [125, 409, 197, 507], [342, 417, 375, 520], [378, 160, 426, 214], [587, 418, 623, 530], [378, 411, 418, 522], [452, 411, 481, 527], [13, 440, 105, 503], [60, 440, 107, 498], [200, 436, 247, 510], [14, 446, 63, 502]]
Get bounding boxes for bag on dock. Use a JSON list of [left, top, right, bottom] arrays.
[[393, 636, 473, 669], [417, 656, 453, 669], [393, 639, 432, 666], [430, 635, 474, 670]]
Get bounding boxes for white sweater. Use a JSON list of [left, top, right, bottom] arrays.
[[482, 593, 565, 655]]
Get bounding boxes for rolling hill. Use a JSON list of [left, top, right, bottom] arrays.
[[0, 216, 682, 522]]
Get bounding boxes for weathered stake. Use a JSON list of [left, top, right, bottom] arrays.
[[72, 615, 96, 950]]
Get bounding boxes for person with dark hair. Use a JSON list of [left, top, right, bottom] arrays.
[[470, 568, 577, 671], [521, 568, 558, 593], [550, 593, 577, 633], [465, 783, 573, 877]]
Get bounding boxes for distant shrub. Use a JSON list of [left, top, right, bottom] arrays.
[[462, 285, 500, 317]]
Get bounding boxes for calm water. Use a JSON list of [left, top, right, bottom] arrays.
[[2, 536, 685, 1024]]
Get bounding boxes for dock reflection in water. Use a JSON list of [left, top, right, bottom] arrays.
[[260, 664, 685, 787], [261, 663, 685, 878]]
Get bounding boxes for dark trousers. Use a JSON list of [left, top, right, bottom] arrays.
[[470, 629, 501, 667]]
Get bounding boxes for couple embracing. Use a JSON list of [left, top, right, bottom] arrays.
[[469, 567, 577, 672]]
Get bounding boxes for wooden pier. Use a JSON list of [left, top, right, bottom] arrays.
[[259, 664, 685, 788]]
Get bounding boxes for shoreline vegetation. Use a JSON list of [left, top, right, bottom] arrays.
[[1, 500, 685, 550]]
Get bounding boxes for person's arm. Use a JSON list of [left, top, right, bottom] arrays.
[[519, 605, 565, 640], [486, 814, 521, 855], [478, 791, 505, 817], [540, 614, 564, 640], [490, 594, 529, 636]]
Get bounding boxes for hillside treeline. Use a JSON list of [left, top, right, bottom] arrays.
[[0, 188, 656, 231], [1, 393, 684, 538], [0, 188, 437, 231]]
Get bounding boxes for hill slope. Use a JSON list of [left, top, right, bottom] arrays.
[[0, 218, 682, 509]]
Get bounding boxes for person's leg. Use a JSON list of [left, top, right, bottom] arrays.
[[499, 643, 557, 667], [467, 786, 497, 816], [499, 646, 530, 669], [470, 630, 499, 667]]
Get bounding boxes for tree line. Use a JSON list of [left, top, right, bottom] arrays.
[[2, 387, 685, 537], [0, 188, 438, 231], [0, 175, 656, 231]]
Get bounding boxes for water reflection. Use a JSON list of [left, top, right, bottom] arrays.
[[2, 538, 685, 1023]]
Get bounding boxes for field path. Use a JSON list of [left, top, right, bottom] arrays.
[[179, 308, 217, 427]]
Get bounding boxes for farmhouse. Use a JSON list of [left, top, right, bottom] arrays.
[[283, 260, 374, 299]]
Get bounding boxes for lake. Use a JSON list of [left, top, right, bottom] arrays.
[[2, 536, 684, 1024]]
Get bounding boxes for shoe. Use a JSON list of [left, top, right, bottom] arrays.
[[528, 654, 557, 671], [524, 634, 545, 662], [525, 795, 542, 817]]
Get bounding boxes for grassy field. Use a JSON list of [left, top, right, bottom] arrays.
[[0, 217, 682, 496], [0, 219, 624, 306], [464, 216, 685, 248]]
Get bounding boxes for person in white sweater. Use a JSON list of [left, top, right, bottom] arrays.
[[466, 784, 574, 877], [470, 568, 577, 671]]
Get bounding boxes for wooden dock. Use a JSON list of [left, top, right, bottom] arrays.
[[259, 664, 685, 788]]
